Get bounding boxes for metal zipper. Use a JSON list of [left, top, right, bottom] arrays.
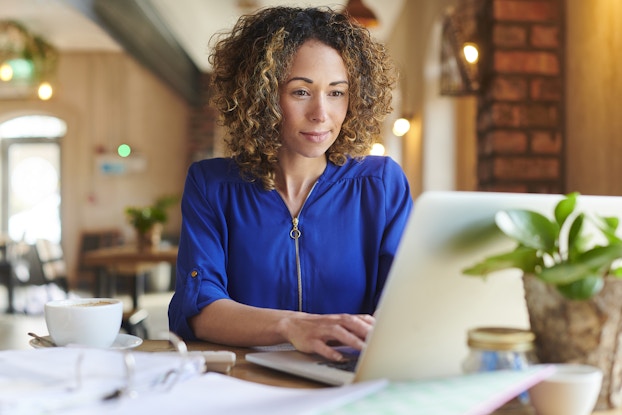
[[290, 217, 302, 311], [288, 182, 318, 312]]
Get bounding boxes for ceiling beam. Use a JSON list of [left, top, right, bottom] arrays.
[[69, 0, 201, 106]]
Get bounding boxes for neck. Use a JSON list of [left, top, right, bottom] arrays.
[[276, 156, 327, 217]]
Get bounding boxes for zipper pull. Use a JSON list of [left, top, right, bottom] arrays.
[[290, 217, 301, 239]]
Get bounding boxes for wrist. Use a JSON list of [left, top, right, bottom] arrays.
[[274, 310, 300, 344]]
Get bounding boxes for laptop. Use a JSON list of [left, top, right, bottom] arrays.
[[246, 190, 622, 386]]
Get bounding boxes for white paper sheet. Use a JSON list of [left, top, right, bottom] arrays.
[[0, 347, 554, 415], [77, 373, 388, 415], [0, 347, 205, 414], [0, 347, 386, 415]]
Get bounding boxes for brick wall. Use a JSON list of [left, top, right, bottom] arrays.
[[477, 0, 564, 193], [189, 72, 218, 163]]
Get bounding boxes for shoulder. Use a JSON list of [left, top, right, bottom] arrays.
[[187, 158, 244, 184], [325, 156, 405, 181]]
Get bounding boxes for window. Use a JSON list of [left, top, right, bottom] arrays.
[[0, 115, 65, 243]]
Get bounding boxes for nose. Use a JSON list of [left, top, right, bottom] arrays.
[[308, 95, 327, 122]]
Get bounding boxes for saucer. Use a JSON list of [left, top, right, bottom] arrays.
[[29, 333, 143, 350]]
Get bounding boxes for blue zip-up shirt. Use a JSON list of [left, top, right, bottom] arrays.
[[168, 156, 413, 341]]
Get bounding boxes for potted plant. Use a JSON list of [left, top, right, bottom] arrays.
[[125, 195, 178, 251], [463, 192, 622, 410]]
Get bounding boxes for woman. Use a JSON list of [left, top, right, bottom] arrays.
[[168, 6, 413, 361]]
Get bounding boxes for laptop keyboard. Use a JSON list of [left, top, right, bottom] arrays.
[[319, 358, 359, 373], [318, 347, 361, 373]]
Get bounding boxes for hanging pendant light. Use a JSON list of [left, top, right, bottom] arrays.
[[0, 20, 59, 100], [343, 0, 379, 28]]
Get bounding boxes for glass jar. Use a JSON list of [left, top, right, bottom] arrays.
[[463, 327, 538, 414]]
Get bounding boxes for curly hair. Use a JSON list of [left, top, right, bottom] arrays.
[[209, 6, 397, 190]]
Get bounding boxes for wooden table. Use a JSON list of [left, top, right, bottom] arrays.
[[137, 339, 325, 389], [136, 340, 621, 414], [82, 245, 177, 309]]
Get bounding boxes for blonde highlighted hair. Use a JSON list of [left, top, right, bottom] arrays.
[[209, 6, 396, 190]]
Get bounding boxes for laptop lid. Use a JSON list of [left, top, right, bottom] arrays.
[[249, 191, 622, 385]]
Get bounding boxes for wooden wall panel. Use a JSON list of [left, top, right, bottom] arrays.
[[0, 51, 190, 285], [565, 0, 622, 195]]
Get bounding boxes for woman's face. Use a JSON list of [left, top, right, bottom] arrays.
[[278, 40, 349, 162]]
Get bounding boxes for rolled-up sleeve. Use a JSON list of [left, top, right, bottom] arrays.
[[168, 162, 231, 340]]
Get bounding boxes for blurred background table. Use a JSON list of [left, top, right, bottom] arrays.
[[82, 244, 177, 310]]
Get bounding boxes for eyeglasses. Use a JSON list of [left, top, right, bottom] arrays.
[[2, 331, 237, 414], [100, 331, 206, 400], [27, 332, 211, 412]]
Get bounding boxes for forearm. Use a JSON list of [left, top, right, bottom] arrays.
[[189, 299, 296, 347], [190, 298, 375, 361]]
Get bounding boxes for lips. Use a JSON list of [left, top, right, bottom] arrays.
[[302, 131, 330, 143]]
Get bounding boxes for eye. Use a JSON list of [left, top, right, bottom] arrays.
[[329, 90, 346, 97], [292, 89, 310, 96]]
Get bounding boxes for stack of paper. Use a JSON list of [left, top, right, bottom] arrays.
[[0, 348, 553, 415]]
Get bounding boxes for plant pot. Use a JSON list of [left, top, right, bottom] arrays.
[[136, 223, 163, 252], [523, 274, 622, 410]]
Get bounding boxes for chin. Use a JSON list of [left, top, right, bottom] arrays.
[[303, 149, 332, 159]]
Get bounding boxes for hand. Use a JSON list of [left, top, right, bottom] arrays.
[[282, 313, 375, 361]]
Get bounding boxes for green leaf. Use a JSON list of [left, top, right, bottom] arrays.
[[495, 210, 558, 253], [554, 193, 577, 228], [593, 215, 622, 244], [539, 263, 589, 286], [567, 213, 584, 261], [538, 244, 622, 284], [602, 216, 620, 231], [462, 246, 541, 276], [577, 244, 622, 270], [556, 275, 604, 300]]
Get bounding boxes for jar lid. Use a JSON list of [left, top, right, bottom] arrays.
[[467, 327, 535, 352]]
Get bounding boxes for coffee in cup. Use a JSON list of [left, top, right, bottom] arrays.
[[44, 298, 123, 348]]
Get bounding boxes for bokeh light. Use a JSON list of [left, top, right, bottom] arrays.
[[118, 144, 132, 157]]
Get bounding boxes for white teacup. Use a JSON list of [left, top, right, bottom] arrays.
[[529, 363, 603, 415], [44, 298, 123, 348]]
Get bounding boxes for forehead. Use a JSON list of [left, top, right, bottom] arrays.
[[286, 40, 347, 79]]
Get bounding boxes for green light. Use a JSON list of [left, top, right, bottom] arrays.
[[6, 59, 34, 79], [117, 144, 131, 157]]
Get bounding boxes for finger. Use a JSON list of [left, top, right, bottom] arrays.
[[338, 315, 374, 340], [312, 340, 346, 361], [356, 314, 376, 325], [324, 324, 367, 351], [297, 323, 363, 359]]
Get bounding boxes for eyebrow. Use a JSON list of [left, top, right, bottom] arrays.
[[286, 77, 349, 86]]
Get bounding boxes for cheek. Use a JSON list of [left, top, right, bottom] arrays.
[[338, 98, 349, 119], [280, 101, 301, 122], [335, 104, 348, 126], [280, 110, 298, 133]]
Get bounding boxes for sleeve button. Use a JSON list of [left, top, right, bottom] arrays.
[[191, 270, 198, 278]]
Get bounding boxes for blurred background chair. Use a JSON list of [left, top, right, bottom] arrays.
[[77, 229, 124, 291], [0, 239, 68, 314], [77, 229, 150, 338], [34, 238, 69, 294]]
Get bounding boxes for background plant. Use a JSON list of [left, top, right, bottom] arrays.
[[125, 195, 178, 234]]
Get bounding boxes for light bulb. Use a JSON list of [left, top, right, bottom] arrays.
[[0, 62, 13, 82], [38, 82, 53, 100], [463, 43, 479, 64], [392, 118, 411, 137]]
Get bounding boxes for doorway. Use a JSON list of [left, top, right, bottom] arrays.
[[0, 115, 66, 244]]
